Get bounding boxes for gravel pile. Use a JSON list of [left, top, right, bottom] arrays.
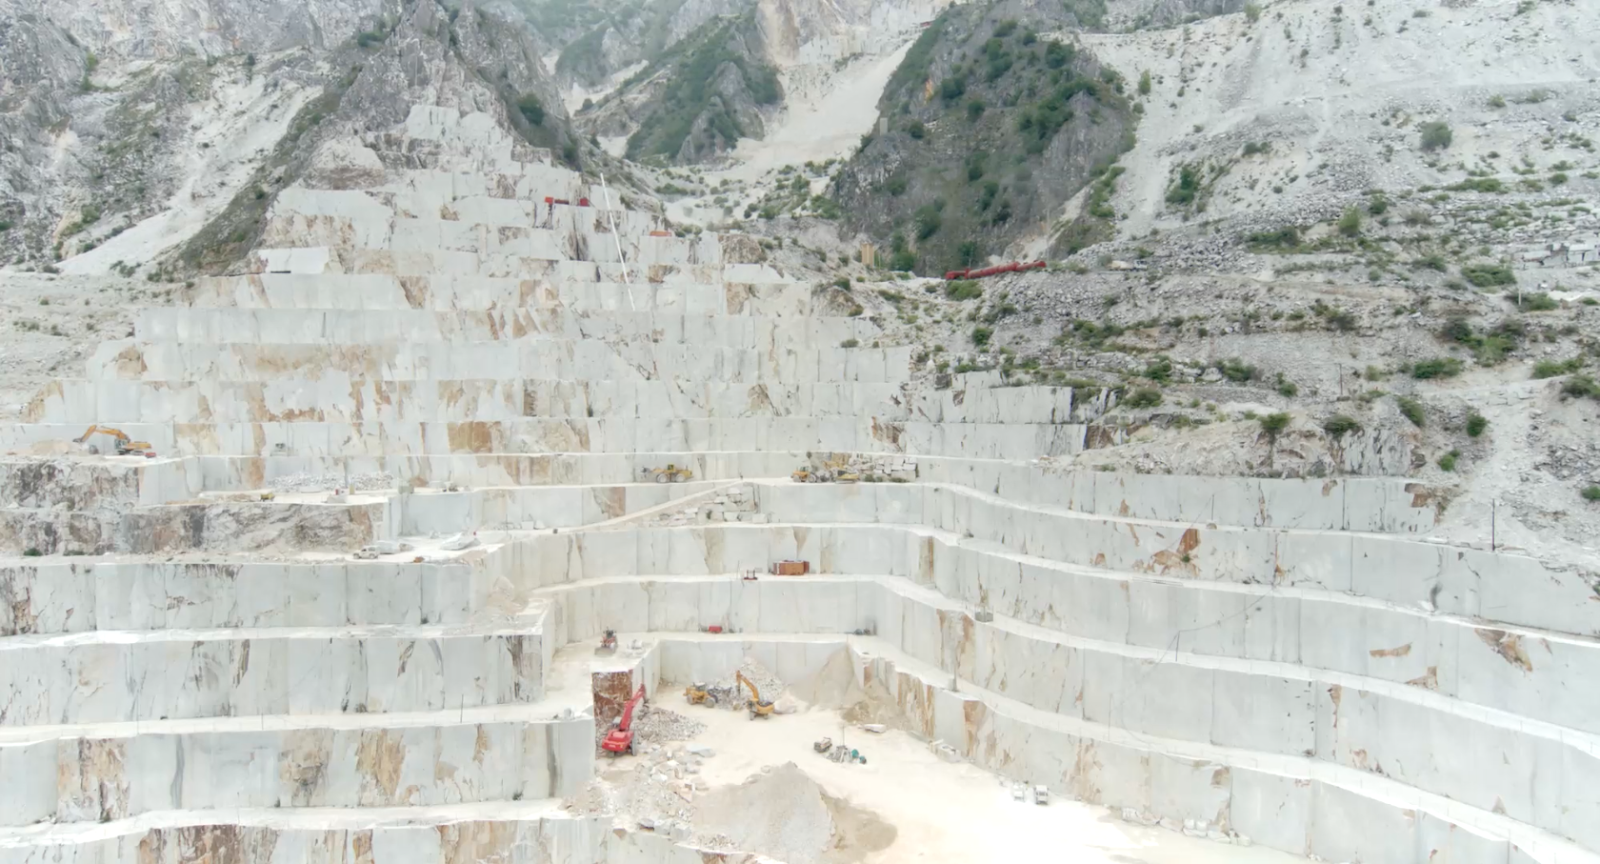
[[268, 471, 396, 493]]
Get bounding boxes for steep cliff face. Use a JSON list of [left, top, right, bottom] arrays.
[[578, 10, 782, 164], [0, 0, 597, 275], [830, 0, 1135, 274], [166, 0, 596, 275], [0, 0, 385, 271], [549, 0, 750, 91]]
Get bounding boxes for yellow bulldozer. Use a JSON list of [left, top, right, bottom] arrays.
[[74, 425, 155, 457], [684, 682, 714, 706], [647, 464, 693, 483], [736, 671, 774, 719]]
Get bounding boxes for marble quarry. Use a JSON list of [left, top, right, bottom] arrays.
[[0, 106, 1595, 864]]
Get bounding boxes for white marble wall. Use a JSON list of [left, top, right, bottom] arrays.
[[0, 815, 770, 864], [856, 648, 1588, 864], [0, 561, 485, 636], [0, 625, 544, 726], [130, 308, 879, 346], [84, 340, 912, 386], [0, 714, 593, 826]]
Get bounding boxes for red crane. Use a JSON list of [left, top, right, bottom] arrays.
[[943, 260, 1047, 280], [601, 685, 646, 756]]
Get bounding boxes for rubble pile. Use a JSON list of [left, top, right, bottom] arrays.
[[629, 705, 706, 746]]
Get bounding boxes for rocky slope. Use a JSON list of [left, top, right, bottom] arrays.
[[579, 9, 783, 164], [0, 0, 599, 276], [830, 0, 1137, 274]]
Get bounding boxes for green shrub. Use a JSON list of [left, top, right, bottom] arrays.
[[1532, 357, 1583, 379], [840, 338, 859, 348], [1138, 70, 1152, 95], [1466, 412, 1488, 437], [1461, 264, 1515, 288], [1247, 226, 1300, 248], [1520, 292, 1559, 312], [1561, 374, 1599, 399], [1217, 358, 1257, 382], [1447, 177, 1504, 193], [1583, 485, 1600, 502], [945, 280, 982, 301], [970, 326, 993, 347], [1337, 207, 1363, 237], [1277, 380, 1299, 397], [1322, 414, 1362, 440], [1143, 357, 1173, 383], [22, 548, 43, 557], [1124, 388, 1163, 409], [1438, 449, 1460, 472], [1410, 357, 1463, 379], [1419, 121, 1453, 151], [516, 94, 546, 126], [905, 120, 926, 139], [914, 202, 944, 240], [1166, 164, 1201, 206], [1396, 396, 1426, 427], [1244, 2, 1262, 22], [1259, 412, 1292, 437]]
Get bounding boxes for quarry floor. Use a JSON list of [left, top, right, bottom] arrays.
[[603, 702, 1302, 864]]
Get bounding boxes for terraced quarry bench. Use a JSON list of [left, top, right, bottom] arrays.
[[1, 105, 1594, 864]]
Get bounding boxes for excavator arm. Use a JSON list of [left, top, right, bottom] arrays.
[[74, 425, 127, 444], [736, 671, 760, 703], [616, 685, 646, 732]]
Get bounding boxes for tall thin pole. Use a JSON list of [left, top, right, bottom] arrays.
[[600, 172, 630, 285]]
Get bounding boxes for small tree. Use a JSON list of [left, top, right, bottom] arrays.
[[1259, 412, 1292, 469], [1138, 70, 1152, 95]]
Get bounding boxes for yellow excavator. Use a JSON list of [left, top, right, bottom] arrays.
[[684, 682, 714, 706], [736, 671, 774, 719], [74, 425, 155, 457]]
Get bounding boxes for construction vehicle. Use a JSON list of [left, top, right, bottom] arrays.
[[791, 468, 817, 483], [684, 682, 714, 706], [736, 671, 774, 719], [597, 630, 617, 655], [73, 426, 155, 457], [835, 472, 860, 484], [646, 464, 693, 484], [600, 685, 646, 755]]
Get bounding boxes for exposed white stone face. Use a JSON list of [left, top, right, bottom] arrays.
[[0, 107, 1594, 864]]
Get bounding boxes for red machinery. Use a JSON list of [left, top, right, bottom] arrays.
[[601, 685, 646, 755], [943, 260, 1047, 280]]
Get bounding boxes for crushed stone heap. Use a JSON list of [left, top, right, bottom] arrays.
[[0, 105, 1596, 864]]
